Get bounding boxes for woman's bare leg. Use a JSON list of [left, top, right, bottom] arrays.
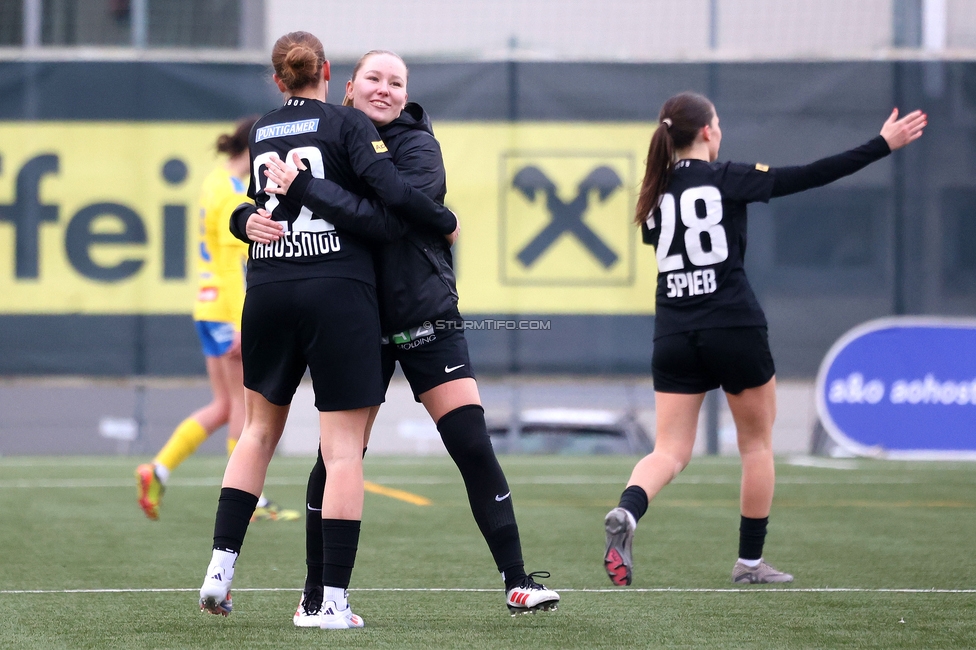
[[726, 377, 777, 518], [200, 389, 290, 615], [217, 352, 246, 444], [419, 377, 480, 421], [316, 406, 371, 623], [725, 376, 792, 582], [319, 407, 370, 520], [221, 389, 289, 496], [626, 392, 705, 498], [605, 391, 705, 586]]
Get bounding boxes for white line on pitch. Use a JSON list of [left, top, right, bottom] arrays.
[[2, 587, 974, 595], [0, 476, 924, 489], [787, 457, 860, 470]]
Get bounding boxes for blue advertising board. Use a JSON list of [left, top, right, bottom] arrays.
[[817, 318, 976, 460]]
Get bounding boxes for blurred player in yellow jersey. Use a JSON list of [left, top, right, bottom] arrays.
[[136, 116, 298, 523]]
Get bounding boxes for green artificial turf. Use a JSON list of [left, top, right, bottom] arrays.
[[1, 455, 973, 649]]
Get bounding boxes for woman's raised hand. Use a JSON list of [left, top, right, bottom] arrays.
[[263, 152, 308, 195], [880, 108, 927, 151]]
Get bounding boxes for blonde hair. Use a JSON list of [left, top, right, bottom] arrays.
[[271, 31, 326, 91], [342, 50, 408, 107]]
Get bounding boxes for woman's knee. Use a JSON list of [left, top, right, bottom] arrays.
[[648, 447, 692, 480], [738, 433, 773, 455], [671, 449, 693, 476], [211, 399, 231, 423]]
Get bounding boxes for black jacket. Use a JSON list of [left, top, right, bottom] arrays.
[[231, 102, 458, 335]]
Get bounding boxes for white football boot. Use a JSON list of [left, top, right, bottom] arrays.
[[199, 563, 234, 616], [505, 571, 560, 616]]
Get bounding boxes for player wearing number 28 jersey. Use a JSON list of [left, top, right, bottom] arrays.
[[644, 159, 771, 338], [603, 91, 926, 589], [645, 137, 904, 339]]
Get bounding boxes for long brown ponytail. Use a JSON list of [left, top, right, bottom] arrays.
[[634, 92, 715, 224]]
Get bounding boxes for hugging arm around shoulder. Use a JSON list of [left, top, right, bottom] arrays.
[[769, 135, 891, 198], [283, 129, 450, 242], [285, 170, 409, 243], [339, 108, 456, 235], [354, 157, 456, 234]]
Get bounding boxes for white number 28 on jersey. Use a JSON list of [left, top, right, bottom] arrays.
[[653, 185, 728, 272], [252, 146, 333, 233]]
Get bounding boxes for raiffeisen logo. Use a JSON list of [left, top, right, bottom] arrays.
[[0, 153, 189, 282]]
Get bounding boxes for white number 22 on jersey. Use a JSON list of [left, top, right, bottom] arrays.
[[252, 146, 332, 233], [653, 185, 728, 272]]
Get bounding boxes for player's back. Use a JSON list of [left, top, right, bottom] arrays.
[[245, 99, 381, 288], [648, 159, 772, 337], [249, 99, 372, 203]]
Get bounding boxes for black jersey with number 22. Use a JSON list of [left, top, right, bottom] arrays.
[[643, 159, 775, 340], [245, 97, 394, 288]]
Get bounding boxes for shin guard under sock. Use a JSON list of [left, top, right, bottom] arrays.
[[738, 515, 769, 561], [321, 518, 361, 589], [617, 485, 649, 523], [304, 450, 326, 590], [437, 404, 524, 577], [213, 487, 259, 554]]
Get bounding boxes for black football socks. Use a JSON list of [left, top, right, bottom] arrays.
[[437, 404, 526, 589], [738, 515, 769, 561], [304, 452, 327, 592], [617, 485, 649, 523], [321, 518, 361, 589], [212, 487, 259, 553]]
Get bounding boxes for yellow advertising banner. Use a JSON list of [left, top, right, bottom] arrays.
[[0, 122, 226, 314], [0, 121, 659, 315], [438, 122, 657, 314]]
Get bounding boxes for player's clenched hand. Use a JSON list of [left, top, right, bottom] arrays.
[[246, 208, 284, 244], [880, 108, 927, 151], [263, 152, 308, 195], [446, 211, 460, 246]]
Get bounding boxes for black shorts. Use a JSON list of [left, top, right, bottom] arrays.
[[381, 316, 475, 401], [241, 277, 384, 411], [652, 326, 775, 395]]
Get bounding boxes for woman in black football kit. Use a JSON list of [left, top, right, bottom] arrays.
[[197, 32, 457, 629], [239, 50, 559, 620], [603, 92, 926, 586]]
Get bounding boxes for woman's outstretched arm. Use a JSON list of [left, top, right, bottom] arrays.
[[770, 108, 926, 198]]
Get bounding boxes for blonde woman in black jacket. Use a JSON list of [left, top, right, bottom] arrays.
[[199, 32, 458, 630], [235, 50, 559, 622]]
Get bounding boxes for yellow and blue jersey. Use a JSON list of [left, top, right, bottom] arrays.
[[192, 166, 250, 327]]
